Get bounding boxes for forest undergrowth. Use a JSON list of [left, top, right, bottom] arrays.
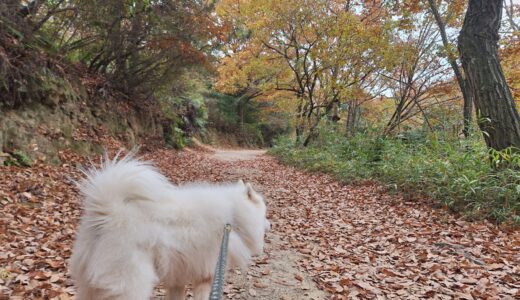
[[271, 128, 520, 226]]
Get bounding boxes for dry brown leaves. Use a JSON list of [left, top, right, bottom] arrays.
[[1, 146, 519, 299], [0, 154, 82, 299], [147, 149, 520, 299], [228, 156, 520, 300]]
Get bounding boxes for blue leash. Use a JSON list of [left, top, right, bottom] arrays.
[[209, 224, 232, 300]]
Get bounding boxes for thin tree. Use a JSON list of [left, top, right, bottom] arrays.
[[428, 0, 473, 137], [458, 0, 520, 150]]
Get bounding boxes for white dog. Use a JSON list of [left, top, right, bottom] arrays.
[[70, 155, 269, 300]]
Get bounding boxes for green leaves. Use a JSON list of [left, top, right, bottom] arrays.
[[489, 147, 520, 169]]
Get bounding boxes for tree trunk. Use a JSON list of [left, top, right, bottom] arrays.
[[458, 0, 520, 150], [295, 96, 305, 144], [428, 0, 473, 137], [327, 99, 340, 123], [302, 117, 320, 147], [345, 100, 360, 137]]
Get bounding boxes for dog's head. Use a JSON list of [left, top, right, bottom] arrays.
[[236, 180, 269, 255]]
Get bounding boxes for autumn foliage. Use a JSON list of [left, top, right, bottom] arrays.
[[215, 0, 520, 146]]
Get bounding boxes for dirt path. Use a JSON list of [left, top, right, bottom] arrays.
[[210, 149, 267, 162], [165, 147, 325, 299], [208, 149, 326, 300]]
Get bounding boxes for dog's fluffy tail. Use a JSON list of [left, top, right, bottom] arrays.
[[79, 154, 170, 226]]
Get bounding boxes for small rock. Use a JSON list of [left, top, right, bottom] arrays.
[[301, 281, 311, 290], [248, 288, 257, 297]]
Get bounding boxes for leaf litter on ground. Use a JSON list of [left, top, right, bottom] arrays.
[[1, 143, 519, 299]]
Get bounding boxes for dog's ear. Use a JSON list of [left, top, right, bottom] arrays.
[[238, 179, 245, 185], [245, 182, 260, 204]]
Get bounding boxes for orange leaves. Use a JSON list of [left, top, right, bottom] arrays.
[[215, 0, 395, 131], [500, 34, 520, 101]]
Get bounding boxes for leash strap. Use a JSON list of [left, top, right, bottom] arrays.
[[209, 224, 232, 300]]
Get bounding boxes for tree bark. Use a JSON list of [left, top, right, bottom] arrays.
[[295, 96, 305, 144], [345, 100, 360, 137], [458, 0, 520, 150], [428, 0, 473, 137]]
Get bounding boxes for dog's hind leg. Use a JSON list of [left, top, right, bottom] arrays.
[[113, 254, 158, 300], [74, 285, 98, 300], [192, 280, 211, 300], [83, 249, 158, 300], [164, 286, 185, 300], [76, 274, 156, 300]]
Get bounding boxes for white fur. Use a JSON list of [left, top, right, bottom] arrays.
[[70, 155, 269, 300]]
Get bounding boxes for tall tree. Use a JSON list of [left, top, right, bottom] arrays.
[[428, 0, 473, 137], [383, 16, 452, 135], [458, 0, 520, 150]]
